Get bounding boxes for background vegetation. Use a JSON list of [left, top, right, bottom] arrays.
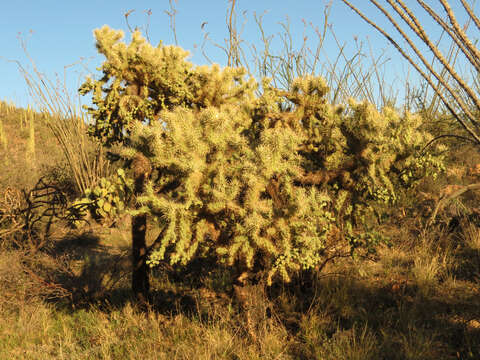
[[0, 1, 479, 359]]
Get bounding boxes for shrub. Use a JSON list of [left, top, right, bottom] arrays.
[[78, 26, 444, 288], [67, 169, 133, 227]]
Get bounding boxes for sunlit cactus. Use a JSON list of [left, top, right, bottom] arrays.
[[78, 26, 444, 293]]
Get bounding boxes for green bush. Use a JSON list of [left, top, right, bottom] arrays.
[[77, 26, 444, 285], [68, 168, 133, 227]]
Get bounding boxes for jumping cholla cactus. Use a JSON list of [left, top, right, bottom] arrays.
[[78, 26, 444, 289]]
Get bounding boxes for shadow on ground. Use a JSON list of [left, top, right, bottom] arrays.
[[21, 227, 480, 360]]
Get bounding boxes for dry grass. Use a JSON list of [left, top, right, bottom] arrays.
[[463, 223, 480, 251], [0, 216, 479, 359]]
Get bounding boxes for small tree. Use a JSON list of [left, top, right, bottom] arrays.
[[79, 26, 444, 301]]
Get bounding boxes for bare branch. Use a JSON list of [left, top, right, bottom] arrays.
[[460, 0, 480, 32], [341, 0, 480, 144], [416, 0, 480, 73]]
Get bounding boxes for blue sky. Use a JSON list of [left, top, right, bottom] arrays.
[[1, 1, 476, 108]]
